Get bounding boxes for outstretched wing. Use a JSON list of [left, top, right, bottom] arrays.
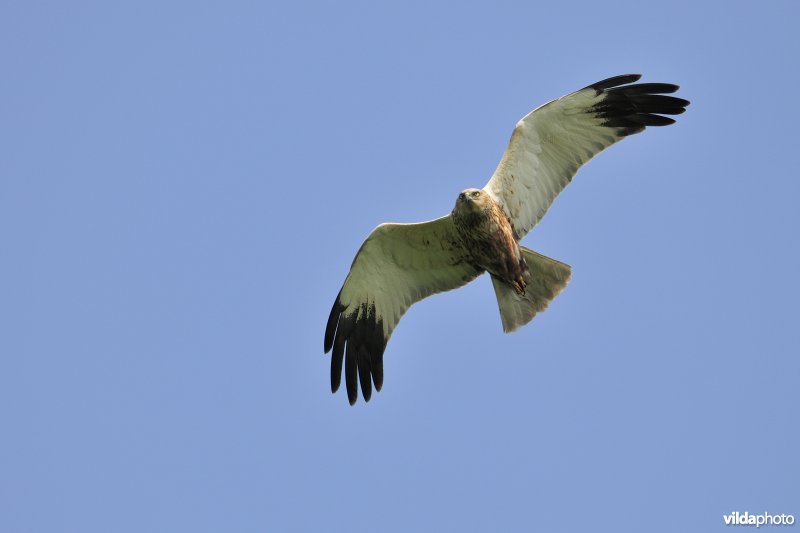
[[324, 216, 482, 405], [484, 74, 689, 238]]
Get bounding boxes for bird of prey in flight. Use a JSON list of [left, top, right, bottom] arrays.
[[324, 74, 689, 404]]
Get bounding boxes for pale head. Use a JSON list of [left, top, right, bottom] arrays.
[[454, 188, 493, 214]]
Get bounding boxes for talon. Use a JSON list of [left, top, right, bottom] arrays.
[[513, 277, 527, 296]]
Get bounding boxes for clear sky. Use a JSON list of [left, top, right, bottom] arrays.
[[2, 1, 798, 532]]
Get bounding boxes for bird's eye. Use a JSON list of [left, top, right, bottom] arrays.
[[472, 191, 480, 197]]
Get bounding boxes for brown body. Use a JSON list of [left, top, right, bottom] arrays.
[[451, 188, 528, 294]]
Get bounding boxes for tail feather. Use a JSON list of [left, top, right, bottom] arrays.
[[491, 247, 572, 333]]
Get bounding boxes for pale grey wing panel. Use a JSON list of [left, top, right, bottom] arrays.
[[324, 215, 482, 404], [484, 74, 689, 239]]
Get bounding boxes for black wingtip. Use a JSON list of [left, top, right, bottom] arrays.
[[636, 114, 676, 127], [345, 341, 358, 405], [590, 75, 689, 135], [357, 346, 372, 402], [371, 344, 385, 392], [587, 74, 641, 91], [325, 299, 388, 405], [620, 82, 680, 95], [324, 293, 343, 353], [330, 334, 345, 393]]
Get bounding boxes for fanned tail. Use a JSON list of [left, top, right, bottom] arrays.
[[491, 247, 572, 332]]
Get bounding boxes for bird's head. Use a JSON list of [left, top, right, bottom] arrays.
[[455, 188, 491, 213]]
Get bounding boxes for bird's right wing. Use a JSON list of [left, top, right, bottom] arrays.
[[484, 74, 689, 239], [324, 215, 482, 404]]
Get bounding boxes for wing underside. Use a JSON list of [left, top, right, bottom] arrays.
[[484, 74, 689, 238], [324, 216, 482, 404]]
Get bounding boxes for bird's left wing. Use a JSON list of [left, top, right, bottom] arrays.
[[484, 74, 689, 239], [324, 215, 482, 404]]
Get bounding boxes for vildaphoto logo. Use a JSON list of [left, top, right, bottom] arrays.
[[723, 511, 795, 527]]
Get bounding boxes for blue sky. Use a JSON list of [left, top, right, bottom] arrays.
[[2, 1, 798, 532]]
